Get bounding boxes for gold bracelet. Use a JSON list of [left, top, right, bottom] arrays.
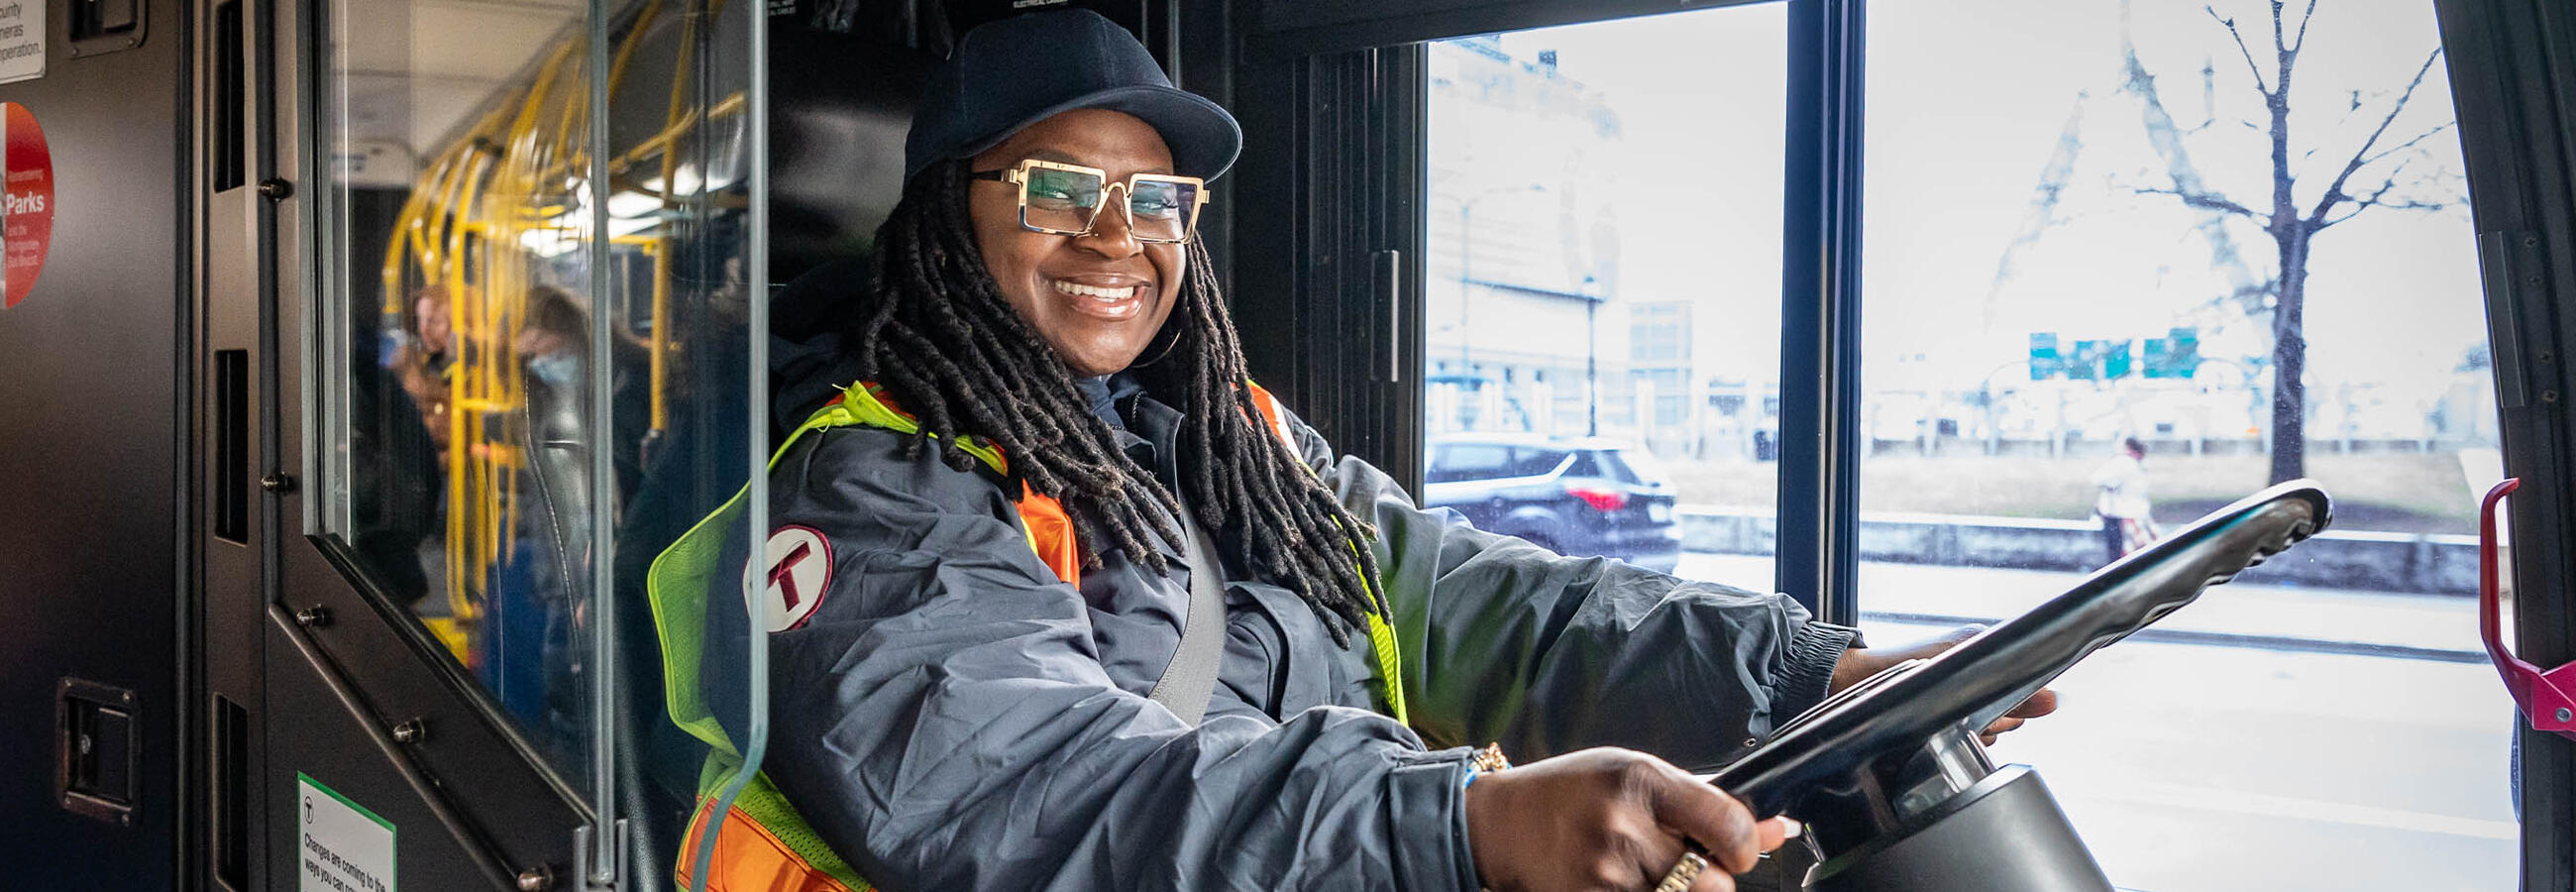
[[1468, 742, 1511, 773]]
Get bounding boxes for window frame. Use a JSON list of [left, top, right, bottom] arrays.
[[2433, 0, 2576, 881], [1226, 0, 1863, 620]]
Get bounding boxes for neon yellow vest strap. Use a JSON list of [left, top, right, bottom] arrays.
[[1244, 382, 1410, 725]]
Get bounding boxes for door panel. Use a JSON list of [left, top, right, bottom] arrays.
[[2434, 0, 2576, 884], [295, 0, 781, 884], [282, 0, 613, 879], [202, 0, 269, 883], [270, 538, 592, 884], [0, 0, 189, 886], [267, 613, 529, 889]]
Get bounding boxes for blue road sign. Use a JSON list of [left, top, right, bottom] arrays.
[[2029, 333, 2060, 381]]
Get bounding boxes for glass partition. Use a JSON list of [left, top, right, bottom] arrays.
[[314, 0, 765, 879], [317, 0, 606, 781]]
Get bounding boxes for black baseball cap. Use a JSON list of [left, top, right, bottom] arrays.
[[903, 8, 1242, 183]]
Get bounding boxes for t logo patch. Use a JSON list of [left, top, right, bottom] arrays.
[[761, 525, 832, 632]]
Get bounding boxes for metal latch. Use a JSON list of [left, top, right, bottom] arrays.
[[2478, 479, 2576, 741]]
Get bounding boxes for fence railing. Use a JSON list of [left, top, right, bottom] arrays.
[[1676, 506, 2480, 596]]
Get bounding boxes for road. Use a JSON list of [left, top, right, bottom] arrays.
[[1671, 553, 2521, 892]]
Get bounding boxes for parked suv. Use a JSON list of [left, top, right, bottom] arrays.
[[1422, 434, 1683, 573]]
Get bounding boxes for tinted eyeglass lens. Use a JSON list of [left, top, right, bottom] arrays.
[[1127, 179, 1198, 242], [1023, 167, 1105, 233]]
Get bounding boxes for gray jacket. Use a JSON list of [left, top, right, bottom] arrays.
[[704, 375, 1856, 891]]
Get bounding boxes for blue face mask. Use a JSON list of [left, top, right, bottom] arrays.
[[377, 328, 408, 369], [527, 352, 583, 388]]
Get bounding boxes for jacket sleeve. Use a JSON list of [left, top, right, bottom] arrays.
[[1280, 412, 1858, 771], [709, 426, 1484, 892]]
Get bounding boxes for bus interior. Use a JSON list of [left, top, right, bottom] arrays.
[[1, 0, 2571, 888]]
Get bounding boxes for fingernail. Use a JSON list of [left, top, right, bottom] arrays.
[[1780, 818, 1804, 838]]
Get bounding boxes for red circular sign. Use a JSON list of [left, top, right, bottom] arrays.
[[3, 101, 53, 308]]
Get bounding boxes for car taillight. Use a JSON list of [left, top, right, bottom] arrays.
[[1566, 486, 1628, 512]]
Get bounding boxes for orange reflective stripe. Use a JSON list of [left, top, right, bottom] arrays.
[[1017, 483, 1081, 588], [1244, 383, 1297, 451], [676, 798, 863, 892]]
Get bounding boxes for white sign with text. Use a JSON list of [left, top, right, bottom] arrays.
[[0, 0, 42, 86], [298, 773, 396, 892]]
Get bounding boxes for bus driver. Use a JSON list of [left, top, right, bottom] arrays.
[[667, 10, 2055, 891]]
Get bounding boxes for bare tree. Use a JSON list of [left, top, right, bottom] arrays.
[[2125, 0, 2456, 484]]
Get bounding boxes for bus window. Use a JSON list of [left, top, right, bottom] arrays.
[[1859, 1, 2512, 887], [1424, 4, 1784, 579]]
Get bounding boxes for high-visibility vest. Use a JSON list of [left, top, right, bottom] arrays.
[[646, 380, 1409, 892]]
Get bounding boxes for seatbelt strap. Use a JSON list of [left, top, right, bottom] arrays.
[[1148, 508, 1227, 725]]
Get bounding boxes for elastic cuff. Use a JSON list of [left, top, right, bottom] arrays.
[[1775, 621, 1861, 723], [1386, 748, 1483, 892]]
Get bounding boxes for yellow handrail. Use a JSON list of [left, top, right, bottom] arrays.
[[365, 1, 752, 668], [648, 0, 702, 438]]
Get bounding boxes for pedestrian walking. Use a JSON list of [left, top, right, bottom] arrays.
[[2091, 436, 2157, 565]]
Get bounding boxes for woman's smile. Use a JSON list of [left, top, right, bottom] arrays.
[[1046, 274, 1152, 321]]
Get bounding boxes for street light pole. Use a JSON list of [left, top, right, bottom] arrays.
[[1978, 359, 2031, 456], [1458, 201, 1473, 375], [1441, 182, 1548, 433], [1585, 296, 1598, 436]]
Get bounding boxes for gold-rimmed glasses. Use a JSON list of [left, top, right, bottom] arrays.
[[969, 159, 1209, 244]]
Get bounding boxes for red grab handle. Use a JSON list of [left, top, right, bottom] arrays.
[[2480, 478, 2576, 741]]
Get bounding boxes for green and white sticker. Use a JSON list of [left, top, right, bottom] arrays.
[[297, 772, 395, 892]]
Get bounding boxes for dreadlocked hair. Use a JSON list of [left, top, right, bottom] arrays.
[[847, 159, 1392, 646]]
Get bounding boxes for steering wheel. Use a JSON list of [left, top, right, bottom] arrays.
[[1705, 481, 2333, 891]]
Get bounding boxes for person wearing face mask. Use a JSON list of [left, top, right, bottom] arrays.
[[493, 285, 654, 765], [657, 11, 2054, 892], [517, 284, 654, 502]]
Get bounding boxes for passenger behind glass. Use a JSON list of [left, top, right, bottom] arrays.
[[393, 284, 459, 458], [517, 284, 653, 505], [346, 300, 442, 610], [496, 284, 652, 771]]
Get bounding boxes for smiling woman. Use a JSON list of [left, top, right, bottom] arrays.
[[642, 8, 1935, 892], [964, 109, 1189, 376]]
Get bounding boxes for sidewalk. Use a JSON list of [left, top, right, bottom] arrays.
[[1673, 552, 2487, 659]]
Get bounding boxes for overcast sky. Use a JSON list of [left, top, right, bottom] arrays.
[[1475, 0, 2480, 396]]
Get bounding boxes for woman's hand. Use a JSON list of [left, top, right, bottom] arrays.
[[1464, 747, 1791, 892], [1829, 626, 2061, 745]]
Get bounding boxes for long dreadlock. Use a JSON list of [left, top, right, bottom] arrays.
[[847, 160, 1391, 646]]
